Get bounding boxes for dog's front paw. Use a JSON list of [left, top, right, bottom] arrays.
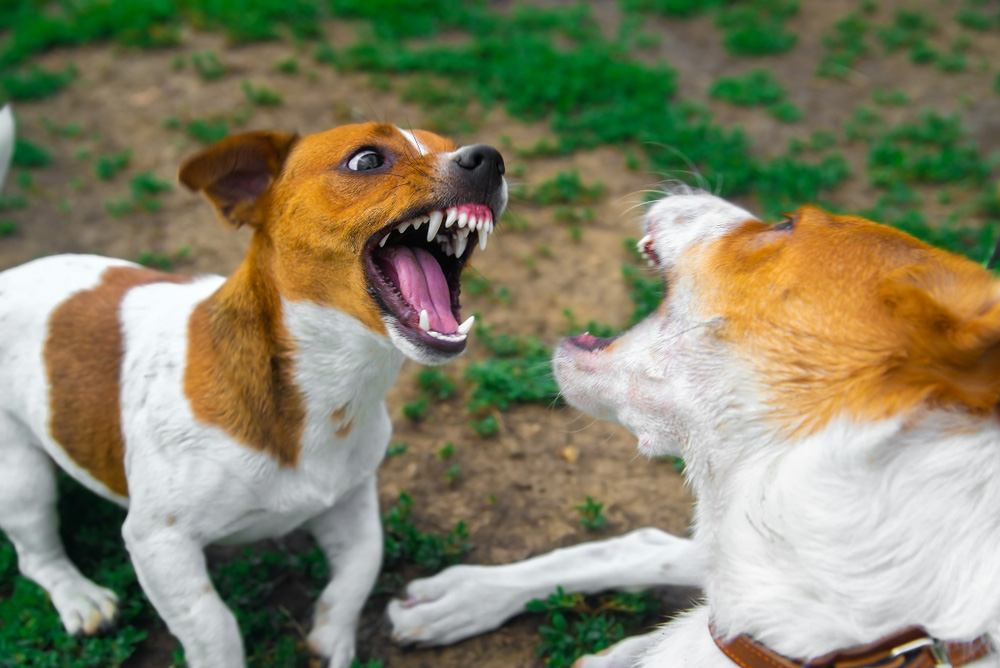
[[307, 619, 355, 668], [388, 565, 523, 646], [51, 580, 119, 636]]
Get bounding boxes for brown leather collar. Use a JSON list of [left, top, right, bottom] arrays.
[[711, 624, 993, 668]]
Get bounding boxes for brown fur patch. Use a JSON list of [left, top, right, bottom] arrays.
[[184, 240, 306, 467], [335, 421, 353, 438], [45, 266, 192, 497], [329, 406, 347, 423]]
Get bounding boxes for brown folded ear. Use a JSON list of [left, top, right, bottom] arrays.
[[179, 130, 298, 229], [881, 259, 1000, 413]]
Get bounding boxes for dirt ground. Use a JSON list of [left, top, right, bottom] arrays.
[[5, 1, 1000, 666]]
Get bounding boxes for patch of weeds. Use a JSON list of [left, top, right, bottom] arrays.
[[469, 415, 499, 437], [0, 220, 18, 236], [575, 497, 607, 531], [12, 138, 52, 169], [868, 112, 989, 187], [192, 51, 228, 81], [41, 117, 84, 138], [402, 75, 479, 136], [129, 172, 172, 212], [402, 396, 429, 422], [274, 56, 299, 74], [465, 322, 560, 413], [620, 0, 724, 18], [386, 442, 408, 457], [94, 150, 132, 181], [379, 491, 471, 592], [872, 89, 910, 107], [788, 130, 838, 155], [710, 69, 785, 107], [186, 119, 229, 144], [935, 48, 967, 73], [416, 368, 456, 400], [464, 273, 512, 304], [437, 442, 455, 460], [715, 0, 799, 56], [956, 8, 994, 31], [443, 464, 461, 483], [817, 12, 871, 78], [0, 195, 27, 211], [525, 171, 603, 206], [844, 106, 886, 142], [241, 80, 283, 106], [527, 587, 662, 668], [877, 9, 936, 52], [0, 65, 76, 101]]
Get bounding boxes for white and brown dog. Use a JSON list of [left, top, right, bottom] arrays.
[[391, 190, 1000, 668], [0, 122, 506, 668]]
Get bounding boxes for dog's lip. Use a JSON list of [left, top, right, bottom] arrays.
[[637, 232, 660, 267], [564, 332, 620, 352]]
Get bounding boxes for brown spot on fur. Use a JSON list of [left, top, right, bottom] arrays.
[[45, 266, 192, 498], [335, 421, 353, 438], [184, 239, 306, 467], [166, 515, 176, 526], [329, 406, 347, 423]]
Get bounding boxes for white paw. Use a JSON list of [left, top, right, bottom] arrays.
[[307, 617, 355, 668], [388, 565, 522, 646], [50, 580, 119, 636]]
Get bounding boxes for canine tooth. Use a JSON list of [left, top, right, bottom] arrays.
[[458, 315, 475, 335], [444, 208, 459, 227], [457, 212, 468, 228], [398, 221, 411, 234], [426, 210, 443, 241], [479, 231, 488, 251], [379, 234, 389, 248], [419, 309, 430, 332], [454, 232, 468, 257]]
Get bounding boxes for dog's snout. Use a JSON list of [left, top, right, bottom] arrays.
[[454, 144, 505, 177]]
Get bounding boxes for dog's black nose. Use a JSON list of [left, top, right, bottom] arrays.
[[454, 144, 505, 178]]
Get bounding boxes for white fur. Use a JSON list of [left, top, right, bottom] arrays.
[[391, 191, 999, 667], [397, 127, 429, 156]]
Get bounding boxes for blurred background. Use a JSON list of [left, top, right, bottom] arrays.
[[1, 1, 998, 666]]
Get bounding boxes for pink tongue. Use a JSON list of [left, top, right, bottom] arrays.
[[377, 247, 459, 333]]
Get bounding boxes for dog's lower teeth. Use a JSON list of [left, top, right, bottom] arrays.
[[419, 309, 430, 332], [458, 315, 475, 335]]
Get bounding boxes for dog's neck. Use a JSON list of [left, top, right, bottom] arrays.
[[696, 412, 1000, 659], [187, 234, 403, 463]]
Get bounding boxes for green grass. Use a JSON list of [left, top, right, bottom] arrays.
[[12, 138, 53, 169], [526, 588, 662, 668], [94, 150, 132, 181], [575, 497, 608, 531]]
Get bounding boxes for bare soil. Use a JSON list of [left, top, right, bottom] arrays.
[[6, 1, 1000, 666]]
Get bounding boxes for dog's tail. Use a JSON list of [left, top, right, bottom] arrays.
[[0, 104, 14, 193]]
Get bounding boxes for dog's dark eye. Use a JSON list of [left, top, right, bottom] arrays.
[[347, 150, 384, 172], [772, 213, 798, 231]]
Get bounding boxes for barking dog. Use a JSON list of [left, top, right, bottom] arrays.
[[391, 190, 999, 668], [0, 123, 506, 668]]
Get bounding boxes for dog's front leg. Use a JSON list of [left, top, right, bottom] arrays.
[[122, 515, 244, 668], [304, 475, 382, 668]]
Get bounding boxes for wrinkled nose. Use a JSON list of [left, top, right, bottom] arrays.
[[454, 143, 505, 179]]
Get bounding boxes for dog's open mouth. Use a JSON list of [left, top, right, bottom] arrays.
[[566, 332, 619, 352], [365, 202, 494, 352]]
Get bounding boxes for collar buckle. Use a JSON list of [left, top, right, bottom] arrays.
[[889, 637, 953, 668]]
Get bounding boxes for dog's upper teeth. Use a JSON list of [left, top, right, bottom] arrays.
[[413, 218, 423, 231], [444, 207, 459, 228], [398, 221, 411, 234], [426, 210, 443, 242], [457, 212, 469, 229], [479, 230, 488, 251]]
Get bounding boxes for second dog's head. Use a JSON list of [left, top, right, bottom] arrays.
[[554, 189, 1000, 460], [180, 122, 507, 365]]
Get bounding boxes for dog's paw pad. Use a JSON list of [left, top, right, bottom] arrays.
[[53, 582, 119, 636]]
